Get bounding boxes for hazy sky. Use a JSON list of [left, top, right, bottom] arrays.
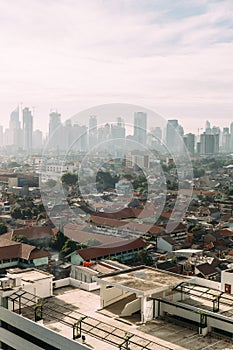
[[0, 0, 233, 134]]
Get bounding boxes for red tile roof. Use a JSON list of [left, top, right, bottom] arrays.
[[0, 238, 49, 261], [64, 224, 126, 245], [76, 237, 147, 261], [11, 226, 53, 240]]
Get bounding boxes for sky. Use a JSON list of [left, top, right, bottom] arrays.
[[0, 0, 233, 134]]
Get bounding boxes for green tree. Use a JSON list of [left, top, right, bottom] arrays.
[[37, 213, 46, 222], [137, 250, 153, 266], [46, 179, 57, 188], [61, 173, 78, 187], [51, 230, 67, 251], [0, 222, 8, 235], [60, 239, 78, 257], [11, 207, 23, 219], [12, 234, 28, 244]]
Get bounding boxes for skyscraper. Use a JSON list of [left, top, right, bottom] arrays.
[[89, 116, 97, 149], [133, 112, 147, 145], [10, 106, 20, 130], [200, 132, 219, 155], [49, 111, 61, 138], [183, 133, 195, 156], [166, 119, 178, 152], [23, 107, 33, 151], [9, 106, 22, 148], [230, 122, 233, 151]]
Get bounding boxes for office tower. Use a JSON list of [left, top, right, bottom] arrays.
[[89, 116, 97, 149], [0, 125, 3, 147], [111, 118, 125, 140], [166, 119, 178, 152], [183, 133, 195, 156], [134, 112, 147, 145], [80, 125, 88, 152], [205, 120, 211, 134], [98, 123, 110, 143], [222, 127, 231, 153], [10, 106, 20, 129], [48, 111, 62, 150], [151, 127, 162, 143], [69, 123, 88, 152], [23, 107, 33, 151], [49, 111, 61, 138], [9, 106, 23, 148], [230, 122, 233, 151], [33, 129, 43, 149], [200, 132, 219, 155]]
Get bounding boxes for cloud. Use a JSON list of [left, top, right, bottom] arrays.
[[0, 0, 232, 132]]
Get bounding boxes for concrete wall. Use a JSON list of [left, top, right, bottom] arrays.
[[21, 277, 53, 298], [53, 278, 70, 289], [142, 298, 154, 322], [193, 277, 221, 291], [33, 256, 49, 267], [70, 278, 99, 291], [120, 298, 140, 317], [53, 278, 99, 292], [0, 306, 90, 350], [157, 237, 173, 252], [221, 270, 233, 293], [100, 285, 133, 308]]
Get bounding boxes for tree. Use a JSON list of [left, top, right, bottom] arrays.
[[51, 230, 67, 251], [0, 222, 7, 235], [137, 250, 153, 266], [11, 207, 23, 219], [37, 213, 46, 222], [12, 234, 28, 244], [46, 179, 57, 188], [60, 239, 79, 257], [61, 173, 78, 187]]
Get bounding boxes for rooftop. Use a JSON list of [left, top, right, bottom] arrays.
[[96, 266, 191, 295]]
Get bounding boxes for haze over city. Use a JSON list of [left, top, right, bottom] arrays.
[[0, 0, 233, 133]]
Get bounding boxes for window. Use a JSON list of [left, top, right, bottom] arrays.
[[225, 283, 231, 294]]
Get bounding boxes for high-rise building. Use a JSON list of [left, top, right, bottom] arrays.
[[205, 120, 211, 134], [0, 125, 3, 147], [200, 132, 219, 155], [166, 119, 178, 152], [89, 116, 97, 149], [10, 106, 20, 129], [98, 124, 110, 143], [134, 112, 147, 145], [49, 111, 61, 137], [111, 118, 125, 140], [230, 122, 233, 151], [23, 107, 33, 151], [33, 129, 43, 149], [151, 127, 162, 143], [183, 133, 195, 156], [222, 127, 231, 153]]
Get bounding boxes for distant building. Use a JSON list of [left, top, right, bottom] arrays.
[[89, 116, 97, 149], [183, 133, 195, 156], [200, 132, 219, 155], [166, 119, 184, 154], [23, 107, 33, 152], [222, 127, 231, 153], [33, 129, 43, 149], [134, 112, 147, 145]]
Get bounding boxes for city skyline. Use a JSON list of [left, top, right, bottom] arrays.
[[1, 104, 233, 156], [0, 0, 232, 133]]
